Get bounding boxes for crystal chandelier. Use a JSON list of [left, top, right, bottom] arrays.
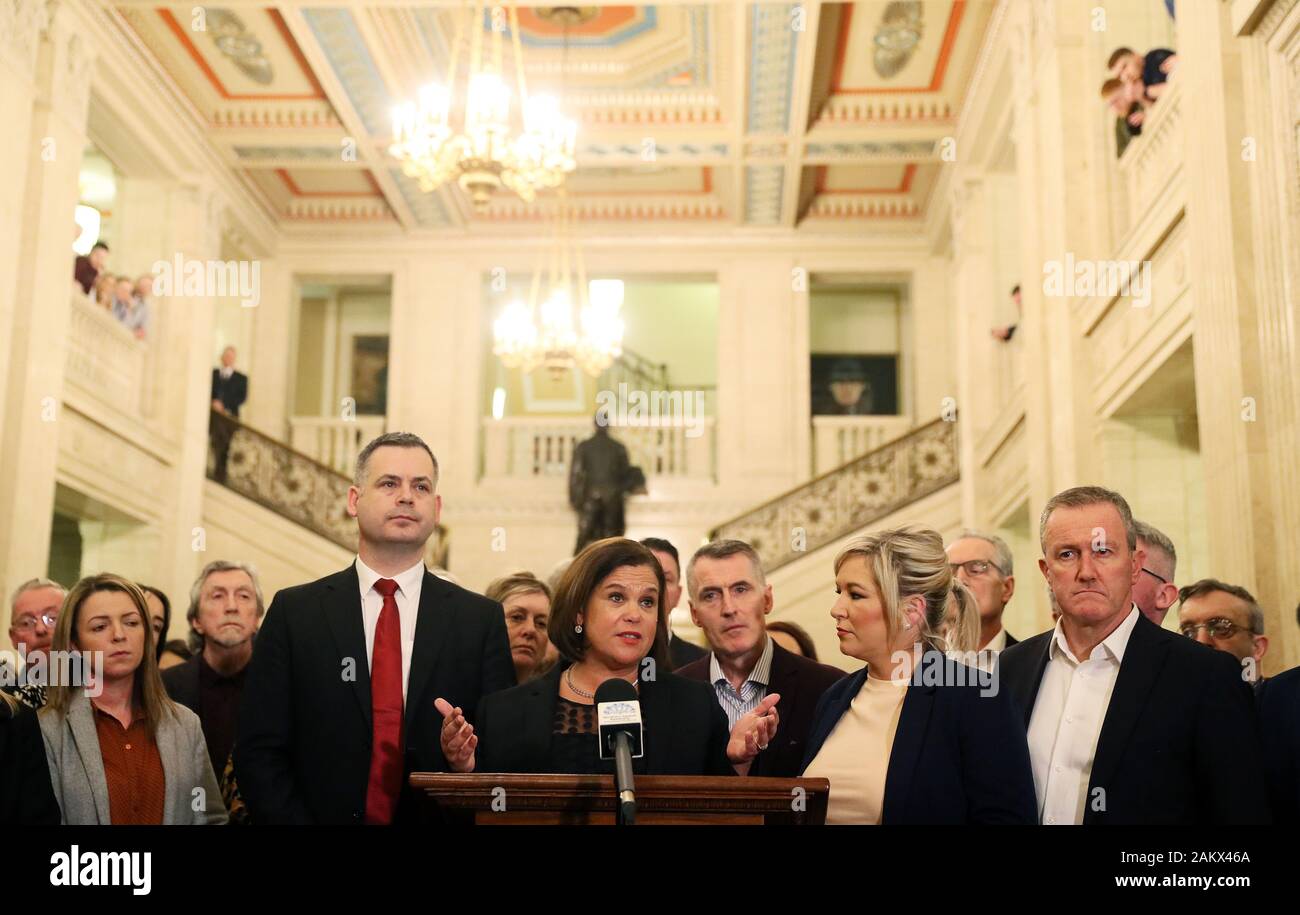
[[389, 2, 577, 209], [493, 189, 624, 376]]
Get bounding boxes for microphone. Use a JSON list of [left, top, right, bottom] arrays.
[[595, 678, 643, 826]]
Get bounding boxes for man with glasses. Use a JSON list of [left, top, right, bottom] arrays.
[[1177, 578, 1268, 687], [2, 578, 67, 708], [1131, 520, 1178, 626], [945, 531, 1018, 652]]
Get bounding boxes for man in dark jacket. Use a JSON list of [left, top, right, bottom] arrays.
[[676, 539, 844, 778]]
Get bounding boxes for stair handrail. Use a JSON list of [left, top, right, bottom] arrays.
[[208, 410, 359, 552], [709, 417, 960, 572]]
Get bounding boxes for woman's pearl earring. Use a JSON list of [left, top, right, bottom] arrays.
[[574, 624, 583, 634]]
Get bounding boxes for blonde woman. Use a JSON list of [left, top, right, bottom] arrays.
[[38, 574, 227, 824], [1, 690, 60, 823], [801, 527, 1035, 824], [485, 572, 554, 683], [92, 272, 116, 310]]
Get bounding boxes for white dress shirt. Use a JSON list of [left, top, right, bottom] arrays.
[[355, 556, 425, 702], [1027, 605, 1140, 824], [967, 627, 1008, 673]]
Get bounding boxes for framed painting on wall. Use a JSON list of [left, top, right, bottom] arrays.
[[350, 335, 389, 415], [810, 354, 899, 416]]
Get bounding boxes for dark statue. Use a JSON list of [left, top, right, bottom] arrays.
[[568, 421, 640, 555]]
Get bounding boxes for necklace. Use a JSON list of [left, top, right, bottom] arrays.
[[565, 665, 637, 700]]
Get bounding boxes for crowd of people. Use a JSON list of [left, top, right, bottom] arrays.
[[2, 431, 1296, 825], [1102, 45, 1179, 155], [72, 241, 152, 340]]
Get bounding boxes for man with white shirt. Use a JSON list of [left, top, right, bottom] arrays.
[[235, 432, 515, 824], [998, 485, 1269, 824], [945, 530, 1018, 652]]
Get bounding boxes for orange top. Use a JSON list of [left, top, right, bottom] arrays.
[[93, 705, 165, 825]]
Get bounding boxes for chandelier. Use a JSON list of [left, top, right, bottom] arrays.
[[493, 189, 624, 376], [389, 2, 577, 208]]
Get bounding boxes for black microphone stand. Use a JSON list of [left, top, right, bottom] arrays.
[[613, 730, 636, 826]]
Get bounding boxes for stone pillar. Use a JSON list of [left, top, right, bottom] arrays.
[[387, 254, 478, 493], [948, 175, 992, 526], [714, 255, 803, 498], [243, 258, 295, 440], [1178, 0, 1297, 672], [0, 0, 48, 449], [1236, 0, 1300, 668], [0, 4, 95, 583], [1009, 0, 1108, 525], [159, 183, 224, 607], [909, 254, 954, 425]]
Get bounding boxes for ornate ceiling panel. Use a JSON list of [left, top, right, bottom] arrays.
[[112, 1, 993, 231]]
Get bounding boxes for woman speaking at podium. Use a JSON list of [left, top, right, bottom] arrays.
[[434, 538, 779, 777]]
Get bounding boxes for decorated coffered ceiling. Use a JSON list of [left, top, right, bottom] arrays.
[[112, 1, 993, 232]]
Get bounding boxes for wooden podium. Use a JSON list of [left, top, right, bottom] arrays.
[[410, 773, 830, 825]]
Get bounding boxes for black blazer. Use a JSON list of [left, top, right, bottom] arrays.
[[668, 633, 707, 669], [799, 651, 1037, 824], [161, 655, 201, 712], [999, 612, 1271, 824], [234, 564, 516, 824], [0, 700, 60, 825], [476, 664, 734, 776], [1003, 630, 1019, 648], [211, 369, 248, 417], [1256, 666, 1300, 823], [677, 639, 845, 778]]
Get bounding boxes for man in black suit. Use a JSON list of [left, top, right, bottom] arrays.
[[638, 537, 707, 669], [209, 346, 248, 484], [675, 539, 844, 778], [945, 530, 1019, 655], [235, 432, 515, 824], [1256, 665, 1300, 823], [999, 485, 1270, 824], [211, 346, 248, 418]]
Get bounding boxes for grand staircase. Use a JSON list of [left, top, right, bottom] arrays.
[[708, 417, 962, 666]]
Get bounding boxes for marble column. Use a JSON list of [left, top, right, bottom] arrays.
[[0, 4, 95, 582], [243, 258, 295, 440], [1179, 0, 1300, 672], [158, 183, 225, 608], [948, 175, 992, 526], [714, 256, 803, 498], [1010, 0, 1109, 526], [1236, 0, 1300, 668], [0, 0, 49, 450]]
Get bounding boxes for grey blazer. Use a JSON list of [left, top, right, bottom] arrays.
[[38, 690, 227, 825]]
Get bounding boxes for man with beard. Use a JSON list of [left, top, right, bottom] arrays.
[[162, 561, 265, 777]]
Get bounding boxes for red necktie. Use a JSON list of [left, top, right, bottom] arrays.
[[364, 577, 404, 824]]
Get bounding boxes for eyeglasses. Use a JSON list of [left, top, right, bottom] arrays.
[[1180, 618, 1252, 640], [949, 560, 994, 578], [1141, 567, 1169, 585], [11, 612, 57, 631]]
